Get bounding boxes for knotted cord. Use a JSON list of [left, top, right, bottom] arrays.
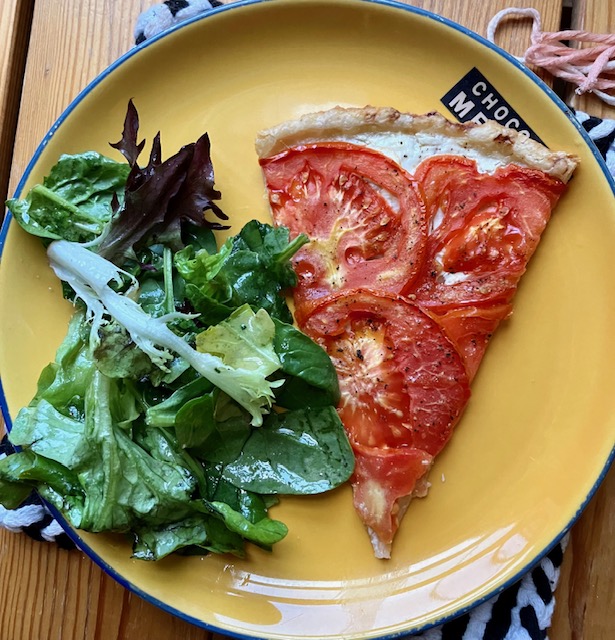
[[487, 7, 615, 105]]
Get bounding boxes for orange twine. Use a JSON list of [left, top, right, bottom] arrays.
[[487, 7, 615, 105]]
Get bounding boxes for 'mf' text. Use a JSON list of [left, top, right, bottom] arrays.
[[441, 67, 542, 143]]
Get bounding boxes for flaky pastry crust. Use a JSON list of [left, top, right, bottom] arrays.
[[255, 106, 578, 182]]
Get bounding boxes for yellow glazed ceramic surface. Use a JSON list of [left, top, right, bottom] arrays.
[[1, 1, 614, 638]]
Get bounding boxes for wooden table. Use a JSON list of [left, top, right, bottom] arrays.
[[0, 0, 613, 638]]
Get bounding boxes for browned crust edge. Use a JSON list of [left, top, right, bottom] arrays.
[[255, 106, 578, 182]]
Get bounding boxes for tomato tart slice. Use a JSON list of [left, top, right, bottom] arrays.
[[256, 106, 578, 557]]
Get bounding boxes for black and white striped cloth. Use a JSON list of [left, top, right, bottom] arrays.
[[0, 436, 74, 548], [416, 541, 566, 640], [1, 2, 614, 638], [576, 111, 615, 175], [134, 0, 223, 44]]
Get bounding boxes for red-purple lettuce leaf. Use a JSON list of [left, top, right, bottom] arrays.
[[109, 99, 145, 167], [98, 101, 229, 264]]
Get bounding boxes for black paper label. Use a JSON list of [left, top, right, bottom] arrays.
[[441, 67, 542, 143]]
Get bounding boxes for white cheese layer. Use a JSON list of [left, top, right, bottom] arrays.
[[329, 130, 507, 175]]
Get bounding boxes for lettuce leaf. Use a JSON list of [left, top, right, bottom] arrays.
[[6, 152, 129, 243], [47, 240, 282, 426], [195, 304, 281, 374], [175, 220, 308, 324], [98, 100, 228, 263]]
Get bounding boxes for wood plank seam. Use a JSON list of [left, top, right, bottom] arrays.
[[0, 0, 35, 213]]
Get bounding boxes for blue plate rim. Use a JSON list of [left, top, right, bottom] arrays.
[[0, 0, 614, 638]]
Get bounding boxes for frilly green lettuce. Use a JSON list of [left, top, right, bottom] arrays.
[[47, 240, 282, 426]]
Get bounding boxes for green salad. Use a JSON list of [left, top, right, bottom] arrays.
[[0, 101, 354, 560]]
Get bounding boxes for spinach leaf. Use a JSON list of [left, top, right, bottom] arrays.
[[130, 440, 286, 559], [175, 220, 308, 324], [220, 406, 354, 495], [182, 223, 218, 254], [132, 515, 246, 560], [174, 393, 217, 449], [6, 152, 129, 243], [145, 376, 213, 428], [206, 502, 287, 549], [195, 417, 252, 465], [132, 516, 215, 560], [203, 462, 271, 521], [272, 319, 341, 409]]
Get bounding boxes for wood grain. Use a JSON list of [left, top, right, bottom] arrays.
[[1, 0, 613, 639], [0, 529, 212, 639], [0, 0, 33, 209], [550, 3, 615, 638], [7, 0, 150, 194], [550, 468, 615, 640], [412, 0, 563, 85], [569, 0, 615, 118]]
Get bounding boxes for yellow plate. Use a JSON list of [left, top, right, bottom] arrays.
[[1, 0, 614, 638]]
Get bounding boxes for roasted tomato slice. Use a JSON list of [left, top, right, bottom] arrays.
[[428, 302, 513, 382], [259, 143, 425, 322], [301, 289, 471, 456], [301, 289, 471, 554], [408, 156, 567, 310], [407, 156, 567, 376]]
